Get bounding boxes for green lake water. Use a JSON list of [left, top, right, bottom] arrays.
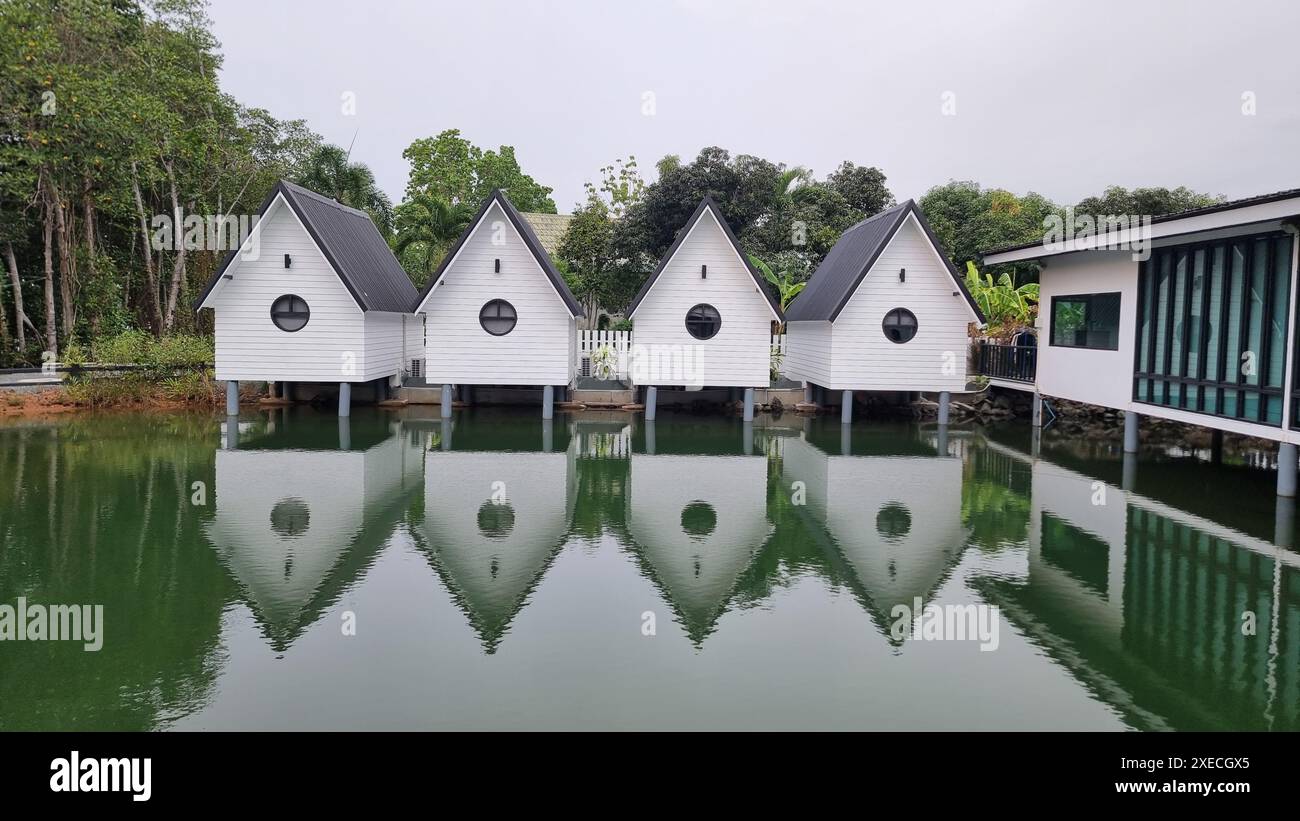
[[0, 407, 1296, 731]]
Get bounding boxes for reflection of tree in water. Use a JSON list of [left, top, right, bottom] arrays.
[[0, 415, 231, 730], [961, 446, 1031, 551]]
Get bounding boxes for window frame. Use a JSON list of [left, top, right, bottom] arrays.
[[881, 307, 918, 344], [684, 303, 722, 340], [479, 299, 518, 337], [1049, 292, 1121, 351], [270, 294, 310, 333]]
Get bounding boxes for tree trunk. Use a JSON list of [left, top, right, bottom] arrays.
[[41, 200, 56, 356], [0, 253, 9, 350], [41, 169, 75, 346], [82, 177, 99, 337], [162, 160, 185, 333], [131, 161, 163, 334], [5, 240, 28, 350]]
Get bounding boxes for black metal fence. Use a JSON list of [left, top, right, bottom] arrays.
[[973, 341, 1037, 383]]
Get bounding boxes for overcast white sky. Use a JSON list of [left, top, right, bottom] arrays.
[[211, 0, 1300, 212]]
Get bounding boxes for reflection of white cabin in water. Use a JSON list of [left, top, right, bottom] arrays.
[[781, 429, 970, 640], [625, 447, 772, 643], [204, 418, 424, 651], [975, 439, 1300, 730], [416, 439, 577, 652]]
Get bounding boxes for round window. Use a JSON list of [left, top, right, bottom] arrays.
[[876, 503, 912, 541], [882, 308, 918, 344], [681, 501, 717, 539], [477, 500, 516, 539], [270, 294, 310, 332], [270, 498, 310, 538], [685, 304, 721, 340], [479, 299, 518, 336]]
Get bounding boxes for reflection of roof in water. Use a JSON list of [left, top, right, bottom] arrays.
[[414, 449, 576, 652], [206, 424, 425, 652]]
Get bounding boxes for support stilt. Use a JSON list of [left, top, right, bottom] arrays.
[[937, 391, 950, 426], [226, 380, 239, 416], [542, 385, 554, 420], [743, 388, 754, 422], [841, 390, 853, 424], [441, 384, 453, 419], [1123, 411, 1140, 454], [1278, 441, 1298, 498], [645, 386, 658, 421], [338, 382, 351, 417], [1031, 392, 1042, 428]]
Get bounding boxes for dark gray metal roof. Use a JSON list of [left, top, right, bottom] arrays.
[[783, 200, 984, 324], [414, 190, 584, 317], [626, 196, 783, 319], [195, 180, 417, 313]]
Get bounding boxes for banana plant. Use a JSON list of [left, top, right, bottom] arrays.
[[749, 255, 807, 315], [965, 261, 1038, 326]]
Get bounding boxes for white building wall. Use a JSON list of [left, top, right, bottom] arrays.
[[1035, 251, 1139, 411], [829, 216, 975, 392], [361, 311, 412, 382], [419, 201, 574, 386], [783, 320, 833, 386], [209, 198, 365, 382], [632, 210, 773, 387]]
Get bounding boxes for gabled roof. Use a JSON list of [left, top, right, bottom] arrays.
[[521, 211, 575, 255], [413, 190, 584, 317], [784, 200, 985, 324], [195, 179, 418, 313], [626, 197, 783, 321]]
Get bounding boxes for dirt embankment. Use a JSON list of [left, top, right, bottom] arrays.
[[0, 388, 218, 418]]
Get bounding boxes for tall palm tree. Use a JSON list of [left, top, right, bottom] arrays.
[[774, 166, 812, 205], [294, 145, 394, 237], [392, 194, 474, 284]]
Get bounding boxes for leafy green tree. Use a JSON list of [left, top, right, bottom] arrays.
[[826, 161, 893, 216], [401, 128, 555, 211], [294, 144, 393, 237], [920, 181, 1059, 285], [583, 156, 646, 218], [1075, 185, 1223, 217], [556, 197, 640, 322], [741, 183, 863, 274], [392, 194, 473, 285]]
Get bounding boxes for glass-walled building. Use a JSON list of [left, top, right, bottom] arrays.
[[981, 190, 1300, 490]]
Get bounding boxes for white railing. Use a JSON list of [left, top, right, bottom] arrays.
[[575, 330, 785, 381], [577, 330, 631, 380], [771, 333, 786, 357]]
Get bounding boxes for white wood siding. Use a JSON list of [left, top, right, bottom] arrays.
[[829, 215, 974, 392], [361, 311, 409, 381], [782, 320, 833, 385], [209, 199, 366, 382], [419, 201, 573, 385], [632, 210, 773, 387]]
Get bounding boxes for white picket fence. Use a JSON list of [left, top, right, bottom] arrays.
[[577, 330, 631, 380], [576, 329, 787, 381]]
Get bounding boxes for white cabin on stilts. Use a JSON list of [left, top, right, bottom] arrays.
[[412, 190, 584, 419], [783, 200, 985, 424], [625, 197, 783, 422], [195, 180, 421, 417]]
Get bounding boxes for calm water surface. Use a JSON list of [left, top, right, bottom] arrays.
[[0, 407, 1296, 730]]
